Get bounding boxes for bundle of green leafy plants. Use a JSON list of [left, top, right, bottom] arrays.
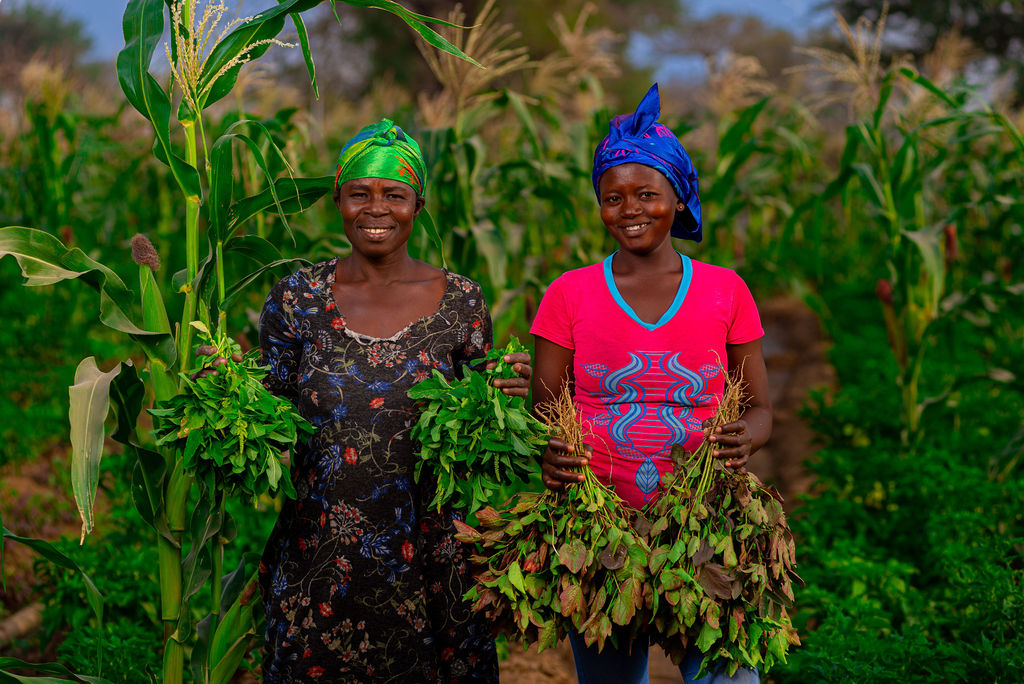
[[408, 337, 547, 515], [644, 368, 800, 676], [455, 381, 651, 653], [645, 447, 800, 675], [150, 322, 311, 503], [457, 481, 652, 653]]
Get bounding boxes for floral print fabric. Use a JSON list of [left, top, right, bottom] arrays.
[[258, 258, 497, 683]]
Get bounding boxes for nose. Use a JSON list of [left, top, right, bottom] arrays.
[[366, 192, 389, 215], [621, 194, 641, 216]]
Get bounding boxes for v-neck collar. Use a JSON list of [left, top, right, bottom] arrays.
[[602, 251, 692, 331]]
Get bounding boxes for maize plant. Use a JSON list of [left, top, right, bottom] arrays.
[[784, 62, 1024, 444], [0, 1, 477, 682]]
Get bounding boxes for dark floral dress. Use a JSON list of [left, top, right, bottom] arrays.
[[257, 258, 498, 683]]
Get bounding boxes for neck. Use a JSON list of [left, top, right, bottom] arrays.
[[338, 248, 416, 285], [611, 241, 680, 274]]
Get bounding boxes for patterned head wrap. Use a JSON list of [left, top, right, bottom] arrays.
[[335, 118, 426, 196], [592, 84, 702, 242]]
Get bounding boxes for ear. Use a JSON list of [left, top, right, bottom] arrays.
[[333, 185, 343, 212], [413, 195, 426, 218]]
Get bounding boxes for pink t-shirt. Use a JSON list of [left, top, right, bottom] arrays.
[[530, 253, 764, 509]]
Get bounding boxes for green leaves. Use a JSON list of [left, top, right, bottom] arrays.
[[150, 328, 312, 503], [69, 357, 123, 542], [1, 519, 104, 637], [457, 415, 653, 654], [0, 227, 174, 365], [341, 0, 480, 67], [409, 337, 546, 515], [557, 540, 587, 574], [116, 0, 200, 200], [644, 444, 801, 672]]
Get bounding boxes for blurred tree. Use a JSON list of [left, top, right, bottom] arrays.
[[834, 0, 1024, 95], [276, 0, 686, 106], [646, 12, 801, 88], [0, 1, 92, 90]]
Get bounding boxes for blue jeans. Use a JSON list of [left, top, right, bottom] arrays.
[[567, 631, 759, 684]]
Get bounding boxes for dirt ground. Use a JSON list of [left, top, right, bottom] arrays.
[[0, 297, 833, 682]]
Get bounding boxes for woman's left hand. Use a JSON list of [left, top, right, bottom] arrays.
[[489, 352, 532, 398], [708, 419, 752, 470]]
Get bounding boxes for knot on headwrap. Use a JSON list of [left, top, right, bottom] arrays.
[[592, 84, 702, 242], [335, 118, 426, 195]]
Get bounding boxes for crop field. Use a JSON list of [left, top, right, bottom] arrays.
[[1, 1, 1021, 682]]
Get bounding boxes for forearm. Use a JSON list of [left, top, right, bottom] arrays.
[[740, 404, 772, 454]]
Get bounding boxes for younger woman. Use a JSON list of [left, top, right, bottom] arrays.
[[530, 84, 769, 684]]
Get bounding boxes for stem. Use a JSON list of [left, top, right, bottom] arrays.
[[211, 492, 227, 634], [163, 638, 185, 684], [216, 238, 226, 309], [198, 115, 211, 184], [178, 119, 202, 375], [159, 459, 192, 684]]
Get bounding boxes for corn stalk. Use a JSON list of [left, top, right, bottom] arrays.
[[801, 65, 1024, 444], [0, 1, 478, 681]]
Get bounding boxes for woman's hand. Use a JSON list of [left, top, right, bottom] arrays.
[[541, 438, 589, 491], [707, 419, 753, 470], [489, 352, 532, 398]]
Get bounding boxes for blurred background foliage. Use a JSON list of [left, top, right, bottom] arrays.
[[1, 0, 1022, 680]]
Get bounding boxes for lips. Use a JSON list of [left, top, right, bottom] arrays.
[[620, 222, 650, 237], [357, 225, 394, 240]]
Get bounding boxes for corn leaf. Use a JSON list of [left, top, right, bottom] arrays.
[[341, 0, 481, 67], [0, 227, 174, 364], [69, 358, 123, 542], [116, 0, 200, 200], [199, 0, 323, 109], [229, 176, 334, 232], [0, 658, 112, 683]]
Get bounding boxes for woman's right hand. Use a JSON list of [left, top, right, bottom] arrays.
[[541, 438, 590, 491]]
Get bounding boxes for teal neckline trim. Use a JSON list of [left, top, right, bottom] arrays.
[[603, 251, 692, 331]]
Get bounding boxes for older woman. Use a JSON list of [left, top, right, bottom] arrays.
[[257, 119, 528, 683]]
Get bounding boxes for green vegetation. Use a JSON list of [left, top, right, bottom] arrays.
[[0, 1, 1021, 682], [409, 337, 547, 515]]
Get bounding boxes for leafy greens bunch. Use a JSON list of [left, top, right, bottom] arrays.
[[458, 366, 801, 675], [409, 337, 547, 515], [150, 322, 311, 503], [455, 381, 651, 653], [644, 367, 801, 676]]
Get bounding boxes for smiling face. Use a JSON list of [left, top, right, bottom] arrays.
[[598, 163, 680, 256], [334, 177, 424, 258]]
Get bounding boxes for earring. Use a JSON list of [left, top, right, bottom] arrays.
[[677, 203, 685, 211]]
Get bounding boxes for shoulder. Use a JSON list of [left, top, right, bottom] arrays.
[[269, 258, 336, 296], [445, 270, 487, 303], [689, 258, 749, 290], [544, 261, 604, 294]]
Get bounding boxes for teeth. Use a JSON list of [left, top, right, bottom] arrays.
[[363, 227, 390, 235]]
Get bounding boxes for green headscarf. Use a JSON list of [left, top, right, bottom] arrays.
[[334, 118, 426, 195]]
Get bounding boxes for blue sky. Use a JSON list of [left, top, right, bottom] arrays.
[[32, 0, 828, 80]]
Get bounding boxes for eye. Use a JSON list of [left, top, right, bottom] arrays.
[[602, 194, 621, 205], [640, 191, 657, 200]]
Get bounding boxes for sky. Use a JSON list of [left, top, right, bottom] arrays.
[[25, 0, 829, 80]]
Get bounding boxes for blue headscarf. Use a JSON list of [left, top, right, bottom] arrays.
[[592, 84, 702, 242]]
